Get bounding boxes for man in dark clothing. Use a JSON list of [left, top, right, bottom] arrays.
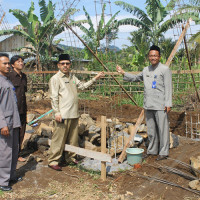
[[8, 55, 27, 162], [0, 53, 22, 191]]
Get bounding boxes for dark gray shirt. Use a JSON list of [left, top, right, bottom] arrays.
[[0, 74, 21, 129]]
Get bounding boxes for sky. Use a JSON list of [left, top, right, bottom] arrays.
[[1, 0, 199, 48]]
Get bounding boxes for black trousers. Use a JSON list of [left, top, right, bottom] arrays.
[[19, 114, 26, 155]]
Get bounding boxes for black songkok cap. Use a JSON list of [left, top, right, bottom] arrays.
[[149, 45, 160, 54], [58, 54, 70, 62]]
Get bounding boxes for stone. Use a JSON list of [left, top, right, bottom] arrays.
[[27, 114, 35, 123], [169, 132, 179, 148], [90, 133, 100, 144], [80, 114, 95, 127], [115, 124, 123, 131], [35, 93, 43, 101], [112, 118, 120, 125], [81, 141, 97, 151], [35, 123, 53, 137], [38, 145, 48, 153], [189, 180, 200, 190], [21, 133, 32, 149], [106, 119, 112, 123], [36, 157, 43, 162], [37, 138, 49, 146], [190, 156, 200, 178], [78, 123, 86, 136], [138, 124, 147, 132]]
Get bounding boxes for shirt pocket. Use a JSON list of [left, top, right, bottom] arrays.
[[4, 110, 13, 126]]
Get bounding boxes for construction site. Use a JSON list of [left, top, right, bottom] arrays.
[[0, 0, 200, 199]]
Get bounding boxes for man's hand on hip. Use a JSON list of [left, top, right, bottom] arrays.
[[1, 126, 9, 136], [55, 115, 62, 122]]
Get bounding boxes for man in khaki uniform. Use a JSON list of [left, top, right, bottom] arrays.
[[48, 54, 104, 171]]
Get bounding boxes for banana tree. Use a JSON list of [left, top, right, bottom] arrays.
[[0, 0, 85, 70], [114, 0, 200, 45], [76, 4, 120, 56]]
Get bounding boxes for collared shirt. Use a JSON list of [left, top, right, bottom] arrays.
[[123, 62, 172, 110], [8, 69, 27, 114], [0, 74, 21, 129], [49, 70, 96, 119]]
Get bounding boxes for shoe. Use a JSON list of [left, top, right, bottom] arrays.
[[10, 177, 23, 184], [48, 165, 62, 171], [0, 186, 12, 191], [18, 157, 26, 162], [156, 155, 168, 161]]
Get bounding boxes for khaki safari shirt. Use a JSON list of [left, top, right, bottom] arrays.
[[49, 70, 96, 119]]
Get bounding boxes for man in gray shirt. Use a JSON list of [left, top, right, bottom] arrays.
[[0, 53, 22, 191], [116, 45, 172, 160]]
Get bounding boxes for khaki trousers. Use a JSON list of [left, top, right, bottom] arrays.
[[48, 118, 79, 166]]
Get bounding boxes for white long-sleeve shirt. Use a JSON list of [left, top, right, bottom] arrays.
[[49, 70, 96, 119]]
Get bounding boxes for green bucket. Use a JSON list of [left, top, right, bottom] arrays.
[[126, 148, 144, 165]]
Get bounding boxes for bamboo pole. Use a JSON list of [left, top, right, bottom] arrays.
[[101, 116, 107, 181], [182, 25, 200, 102], [64, 21, 138, 106], [0, 12, 5, 26], [165, 18, 192, 67]]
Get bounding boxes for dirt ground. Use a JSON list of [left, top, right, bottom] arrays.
[[2, 98, 200, 200]]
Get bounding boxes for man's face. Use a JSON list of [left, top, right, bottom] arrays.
[[12, 58, 24, 71], [148, 50, 160, 66], [57, 59, 71, 74], [0, 56, 10, 76]]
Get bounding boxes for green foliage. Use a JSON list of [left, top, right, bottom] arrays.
[[75, 4, 119, 56], [115, 0, 199, 45]]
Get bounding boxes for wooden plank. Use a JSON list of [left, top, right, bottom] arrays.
[[118, 109, 145, 163], [48, 139, 112, 162], [101, 116, 107, 181]]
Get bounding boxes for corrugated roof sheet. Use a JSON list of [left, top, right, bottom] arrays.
[[0, 34, 13, 43]]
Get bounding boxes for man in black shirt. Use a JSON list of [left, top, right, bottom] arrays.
[[8, 55, 27, 162]]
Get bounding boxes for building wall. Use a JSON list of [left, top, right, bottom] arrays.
[[0, 35, 31, 52]]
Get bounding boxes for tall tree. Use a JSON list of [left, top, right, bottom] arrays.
[[76, 4, 120, 55], [114, 0, 199, 45]]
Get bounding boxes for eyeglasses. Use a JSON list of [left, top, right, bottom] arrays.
[[148, 55, 160, 58], [59, 62, 71, 66]]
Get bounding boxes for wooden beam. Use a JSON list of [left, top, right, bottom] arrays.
[[48, 139, 112, 162], [118, 109, 145, 163], [101, 116, 107, 181], [25, 69, 200, 75], [166, 18, 192, 67]]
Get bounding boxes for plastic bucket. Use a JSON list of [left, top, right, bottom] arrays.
[[126, 148, 144, 165]]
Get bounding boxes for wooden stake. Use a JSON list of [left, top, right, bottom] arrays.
[[118, 109, 144, 163], [101, 116, 107, 181]]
